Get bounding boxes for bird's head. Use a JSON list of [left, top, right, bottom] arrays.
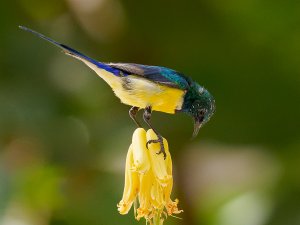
[[184, 85, 216, 138]]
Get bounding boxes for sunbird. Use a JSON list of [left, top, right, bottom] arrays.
[[20, 26, 215, 159]]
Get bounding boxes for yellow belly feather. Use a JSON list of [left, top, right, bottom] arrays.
[[114, 76, 185, 114]]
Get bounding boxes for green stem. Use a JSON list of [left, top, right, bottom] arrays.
[[153, 210, 163, 225], [153, 215, 161, 225]]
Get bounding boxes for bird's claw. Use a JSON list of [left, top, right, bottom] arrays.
[[146, 136, 167, 160]]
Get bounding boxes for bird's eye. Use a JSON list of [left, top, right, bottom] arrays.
[[199, 109, 206, 116]]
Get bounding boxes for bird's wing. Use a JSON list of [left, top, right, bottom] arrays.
[[108, 63, 191, 90], [19, 26, 121, 76]]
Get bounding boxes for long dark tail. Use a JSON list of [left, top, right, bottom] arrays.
[[19, 26, 119, 75]]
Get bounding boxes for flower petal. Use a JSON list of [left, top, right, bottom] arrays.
[[117, 145, 139, 214], [166, 199, 183, 215], [150, 177, 164, 209], [131, 128, 151, 173], [137, 171, 153, 220], [146, 130, 172, 186]]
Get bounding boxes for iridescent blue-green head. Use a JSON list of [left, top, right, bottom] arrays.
[[180, 82, 216, 138]]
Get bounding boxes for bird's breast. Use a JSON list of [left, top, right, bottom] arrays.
[[113, 76, 185, 114]]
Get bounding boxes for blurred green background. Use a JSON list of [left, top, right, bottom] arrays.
[[0, 0, 300, 225]]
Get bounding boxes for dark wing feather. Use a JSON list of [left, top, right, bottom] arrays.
[[108, 63, 191, 90]]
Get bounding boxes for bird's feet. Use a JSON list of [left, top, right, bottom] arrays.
[[146, 135, 166, 160]]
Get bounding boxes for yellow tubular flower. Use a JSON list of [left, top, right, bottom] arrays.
[[146, 130, 172, 186], [117, 145, 139, 215], [131, 128, 150, 173], [117, 128, 183, 225]]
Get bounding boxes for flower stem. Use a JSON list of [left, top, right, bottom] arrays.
[[153, 209, 163, 225], [153, 215, 161, 225]]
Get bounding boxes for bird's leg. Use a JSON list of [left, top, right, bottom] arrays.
[[143, 106, 166, 159], [129, 106, 141, 127]]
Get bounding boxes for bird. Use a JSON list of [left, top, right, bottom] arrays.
[[19, 26, 216, 159]]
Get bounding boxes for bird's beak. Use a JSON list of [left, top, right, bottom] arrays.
[[192, 119, 202, 139]]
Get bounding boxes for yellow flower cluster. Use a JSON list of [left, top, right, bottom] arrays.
[[117, 128, 182, 225]]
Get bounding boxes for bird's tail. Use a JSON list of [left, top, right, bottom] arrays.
[[19, 26, 119, 75]]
